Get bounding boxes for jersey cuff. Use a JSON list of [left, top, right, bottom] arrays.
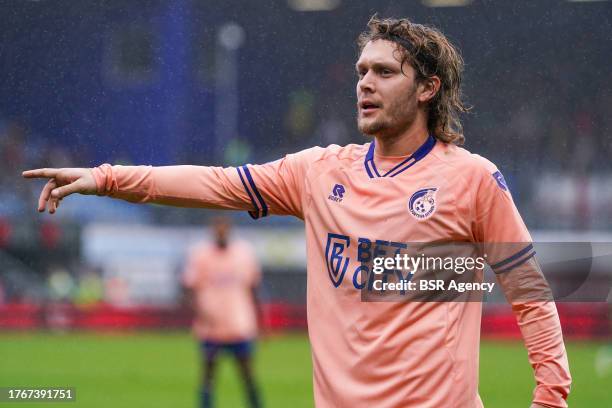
[[237, 165, 269, 219], [490, 243, 536, 274]]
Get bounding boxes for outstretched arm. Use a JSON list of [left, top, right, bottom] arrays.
[[22, 151, 313, 218], [23, 165, 254, 214]]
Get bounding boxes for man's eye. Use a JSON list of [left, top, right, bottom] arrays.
[[381, 69, 393, 76], [357, 70, 367, 78]]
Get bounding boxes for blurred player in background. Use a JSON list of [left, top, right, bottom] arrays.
[[24, 15, 570, 408], [182, 217, 263, 408]]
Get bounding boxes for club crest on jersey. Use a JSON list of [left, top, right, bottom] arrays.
[[408, 188, 438, 220]]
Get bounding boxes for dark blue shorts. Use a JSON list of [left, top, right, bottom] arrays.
[[200, 339, 254, 359]]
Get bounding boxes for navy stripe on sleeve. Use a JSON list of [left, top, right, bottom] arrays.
[[241, 165, 268, 217], [242, 165, 268, 218], [494, 251, 536, 274], [490, 244, 534, 269], [237, 167, 262, 219], [490, 244, 536, 274]]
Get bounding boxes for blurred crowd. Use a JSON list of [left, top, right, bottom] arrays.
[[2, 58, 611, 229], [1, 2, 610, 231]]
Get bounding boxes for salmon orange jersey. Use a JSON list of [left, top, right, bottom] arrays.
[[182, 240, 261, 342], [92, 136, 571, 407]]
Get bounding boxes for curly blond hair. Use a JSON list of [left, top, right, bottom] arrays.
[[357, 15, 469, 145]]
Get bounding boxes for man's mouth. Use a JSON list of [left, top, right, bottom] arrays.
[[359, 100, 381, 114]]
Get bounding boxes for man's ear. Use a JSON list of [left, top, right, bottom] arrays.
[[418, 76, 441, 103]]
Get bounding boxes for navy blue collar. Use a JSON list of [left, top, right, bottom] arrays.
[[364, 135, 436, 178]]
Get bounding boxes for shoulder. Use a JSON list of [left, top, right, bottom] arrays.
[[289, 143, 368, 164], [433, 142, 502, 179], [186, 241, 212, 259], [431, 142, 512, 196], [232, 239, 254, 250], [192, 241, 213, 251], [231, 240, 259, 264]]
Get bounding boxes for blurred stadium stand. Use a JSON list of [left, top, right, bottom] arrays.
[[0, 0, 610, 337]]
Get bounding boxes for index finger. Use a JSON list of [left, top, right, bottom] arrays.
[[22, 168, 60, 179]]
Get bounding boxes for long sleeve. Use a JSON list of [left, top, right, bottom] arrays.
[[91, 164, 253, 211], [493, 256, 572, 407], [509, 298, 572, 407], [90, 147, 322, 219], [472, 156, 572, 407]]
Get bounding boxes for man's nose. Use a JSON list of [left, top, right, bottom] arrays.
[[358, 72, 376, 93]]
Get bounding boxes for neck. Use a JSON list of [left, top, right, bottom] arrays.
[[374, 113, 429, 156]]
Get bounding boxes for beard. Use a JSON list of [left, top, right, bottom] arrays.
[[357, 84, 418, 140]]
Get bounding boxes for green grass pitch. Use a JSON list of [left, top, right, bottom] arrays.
[[0, 332, 608, 407]]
